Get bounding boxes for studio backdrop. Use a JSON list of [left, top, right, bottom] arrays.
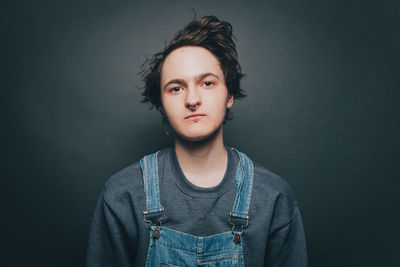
[[3, 0, 399, 266]]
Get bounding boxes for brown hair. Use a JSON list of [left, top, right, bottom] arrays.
[[140, 15, 245, 123]]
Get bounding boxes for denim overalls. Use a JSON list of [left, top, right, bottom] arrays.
[[139, 148, 254, 266]]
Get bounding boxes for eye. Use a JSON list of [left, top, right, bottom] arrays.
[[203, 81, 214, 87], [170, 87, 181, 92]]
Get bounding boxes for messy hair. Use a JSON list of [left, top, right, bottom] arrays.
[[140, 15, 245, 123]]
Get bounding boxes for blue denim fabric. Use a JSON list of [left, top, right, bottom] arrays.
[[139, 148, 254, 267], [140, 151, 164, 215]]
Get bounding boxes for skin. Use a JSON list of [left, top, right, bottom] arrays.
[[160, 46, 234, 187]]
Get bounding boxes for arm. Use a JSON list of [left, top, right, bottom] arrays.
[[264, 205, 308, 267], [86, 189, 135, 267]]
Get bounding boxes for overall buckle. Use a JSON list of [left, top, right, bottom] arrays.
[[229, 211, 249, 234], [143, 206, 165, 227]]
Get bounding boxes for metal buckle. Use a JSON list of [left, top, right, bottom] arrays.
[[229, 211, 249, 234], [143, 207, 165, 227]]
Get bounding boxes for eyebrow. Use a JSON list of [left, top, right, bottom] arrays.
[[162, 72, 220, 90]]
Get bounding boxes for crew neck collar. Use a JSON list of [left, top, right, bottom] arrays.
[[169, 145, 237, 199]]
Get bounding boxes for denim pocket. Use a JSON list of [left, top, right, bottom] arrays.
[[159, 263, 179, 267], [200, 260, 238, 267], [199, 254, 240, 267]]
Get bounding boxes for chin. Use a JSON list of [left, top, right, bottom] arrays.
[[177, 132, 210, 143], [176, 126, 221, 143]]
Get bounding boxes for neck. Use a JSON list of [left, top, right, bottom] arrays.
[[174, 125, 228, 187]]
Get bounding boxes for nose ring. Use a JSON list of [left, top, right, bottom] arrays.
[[189, 104, 198, 111]]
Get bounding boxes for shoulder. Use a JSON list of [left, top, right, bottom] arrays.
[[234, 149, 299, 227], [101, 147, 170, 205], [101, 161, 143, 205], [251, 159, 299, 227], [252, 160, 297, 205], [233, 148, 296, 203]]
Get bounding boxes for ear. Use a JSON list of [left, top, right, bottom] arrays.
[[226, 94, 234, 109]]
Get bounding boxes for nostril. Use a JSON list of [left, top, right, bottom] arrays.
[[188, 104, 198, 111]]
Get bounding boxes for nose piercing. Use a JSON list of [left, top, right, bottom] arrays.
[[189, 104, 198, 111]]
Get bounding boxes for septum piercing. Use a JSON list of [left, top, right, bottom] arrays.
[[188, 104, 199, 122]]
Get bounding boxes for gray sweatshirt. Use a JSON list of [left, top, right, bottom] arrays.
[[86, 146, 308, 266]]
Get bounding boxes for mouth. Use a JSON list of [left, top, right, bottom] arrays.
[[185, 114, 206, 120]]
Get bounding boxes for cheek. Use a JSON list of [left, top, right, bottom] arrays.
[[162, 99, 185, 128], [161, 96, 177, 114], [207, 94, 228, 118]]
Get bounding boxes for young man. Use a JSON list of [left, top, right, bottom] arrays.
[[87, 16, 308, 266]]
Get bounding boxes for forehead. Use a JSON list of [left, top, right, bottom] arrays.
[[161, 46, 223, 84]]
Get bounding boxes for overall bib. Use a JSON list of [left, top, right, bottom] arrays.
[[139, 148, 254, 267]]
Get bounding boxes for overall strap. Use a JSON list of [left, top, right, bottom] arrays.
[[139, 151, 165, 226], [229, 148, 254, 233]]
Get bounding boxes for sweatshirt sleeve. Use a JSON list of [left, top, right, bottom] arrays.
[[264, 205, 308, 267], [86, 188, 135, 267]]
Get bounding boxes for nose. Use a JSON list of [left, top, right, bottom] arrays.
[[185, 85, 201, 111]]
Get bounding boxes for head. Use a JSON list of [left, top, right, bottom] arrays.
[[140, 15, 245, 141]]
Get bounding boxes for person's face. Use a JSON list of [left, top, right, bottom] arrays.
[[160, 46, 233, 142]]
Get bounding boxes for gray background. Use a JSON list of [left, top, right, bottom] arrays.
[[2, 0, 399, 266]]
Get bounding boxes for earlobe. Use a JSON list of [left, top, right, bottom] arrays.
[[226, 94, 234, 109]]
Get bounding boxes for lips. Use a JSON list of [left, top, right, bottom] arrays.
[[185, 113, 206, 119]]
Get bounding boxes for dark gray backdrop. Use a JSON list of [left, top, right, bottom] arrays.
[[2, 0, 399, 266]]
